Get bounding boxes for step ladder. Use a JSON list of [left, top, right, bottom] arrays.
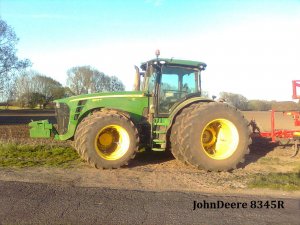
[[152, 119, 168, 151]]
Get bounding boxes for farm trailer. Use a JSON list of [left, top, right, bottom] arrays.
[[29, 51, 251, 171], [247, 80, 300, 157]]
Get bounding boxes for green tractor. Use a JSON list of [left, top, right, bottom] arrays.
[[29, 51, 251, 171]]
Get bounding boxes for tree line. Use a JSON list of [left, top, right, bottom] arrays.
[[220, 92, 300, 111], [0, 19, 125, 108]]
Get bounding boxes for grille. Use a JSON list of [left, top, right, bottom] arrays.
[[55, 103, 70, 135]]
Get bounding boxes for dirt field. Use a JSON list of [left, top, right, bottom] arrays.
[[0, 110, 299, 196], [243, 111, 296, 131], [0, 109, 56, 125]]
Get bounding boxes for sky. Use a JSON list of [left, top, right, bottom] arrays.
[[0, 0, 300, 101]]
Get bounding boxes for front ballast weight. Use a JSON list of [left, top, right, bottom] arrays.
[[29, 120, 57, 139]]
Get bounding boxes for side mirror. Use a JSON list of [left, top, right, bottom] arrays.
[[133, 66, 141, 91]]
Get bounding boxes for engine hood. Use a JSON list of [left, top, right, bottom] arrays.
[[54, 91, 145, 104]]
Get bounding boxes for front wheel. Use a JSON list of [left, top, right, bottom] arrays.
[[171, 102, 251, 171], [74, 111, 139, 169]]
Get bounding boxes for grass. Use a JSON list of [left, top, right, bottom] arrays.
[[0, 142, 81, 168], [248, 172, 300, 191], [257, 157, 281, 165], [257, 157, 300, 167], [0, 106, 26, 110], [0, 105, 47, 110]]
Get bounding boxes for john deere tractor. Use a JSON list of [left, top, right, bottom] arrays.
[[29, 51, 251, 171]]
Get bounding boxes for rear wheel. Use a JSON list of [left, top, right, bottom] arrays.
[[171, 102, 251, 171], [170, 103, 199, 164], [75, 111, 139, 169]]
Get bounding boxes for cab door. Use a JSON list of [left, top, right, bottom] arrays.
[[156, 66, 200, 117]]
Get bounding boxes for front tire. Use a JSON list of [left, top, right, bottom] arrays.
[[75, 111, 139, 169], [171, 102, 251, 171]]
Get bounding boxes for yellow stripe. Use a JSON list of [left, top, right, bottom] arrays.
[[70, 94, 145, 102], [293, 131, 300, 136]]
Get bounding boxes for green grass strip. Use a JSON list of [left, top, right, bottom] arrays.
[[248, 172, 300, 191], [0, 143, 81, 168]]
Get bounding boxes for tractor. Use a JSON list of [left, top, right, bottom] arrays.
[[29, 51, 251, 171]]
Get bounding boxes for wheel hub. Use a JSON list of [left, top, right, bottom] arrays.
[[202, 127, 217, 148], [99, 132, 114, 146], [201, 119, 239, 160], [95, 125, 130, 160]]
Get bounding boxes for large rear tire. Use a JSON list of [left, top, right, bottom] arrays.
[[171, 102, 251, 171], [170, 103, 200, 164], [74, 111, 139, 169]]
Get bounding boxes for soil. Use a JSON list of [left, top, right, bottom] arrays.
[[0, 109, 56, 125], [0, 110, 299, 197], [243, 111, 296, 131]]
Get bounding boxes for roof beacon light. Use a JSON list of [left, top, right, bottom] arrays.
[[155, 49, 160, 59]]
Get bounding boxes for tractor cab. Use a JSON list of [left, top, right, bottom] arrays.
[[135, 51, 207, 116]]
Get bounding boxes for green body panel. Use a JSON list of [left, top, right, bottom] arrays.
[[29, 120, 53, 138], [153, 117, 170, 126], [55, 91, 148, 141]]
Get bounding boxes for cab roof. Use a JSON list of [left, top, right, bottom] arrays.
[[140, 58, 207, 71]]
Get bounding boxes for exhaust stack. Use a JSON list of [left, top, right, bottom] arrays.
[[133, 65, 140, 91]]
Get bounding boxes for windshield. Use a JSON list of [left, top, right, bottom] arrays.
[[158, 65, 201, 113], [161, 66, 200, 94]]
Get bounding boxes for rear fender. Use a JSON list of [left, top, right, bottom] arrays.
[[167, 98, 214, 131]]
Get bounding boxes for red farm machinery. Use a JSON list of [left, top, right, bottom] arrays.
[[249, 80, 300, 157]]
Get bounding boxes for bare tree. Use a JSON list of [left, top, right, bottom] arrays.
[[247, 100, 272, 111], [219, 92, 249, 111], [67, 66, 125, 95], [31, 74, 65, 104], [0, 19, 31, 101], [93, 70, 109, 92], [109, 76, 125, 92], [67, 66, 94, 95], [14, 70, 66, 108]]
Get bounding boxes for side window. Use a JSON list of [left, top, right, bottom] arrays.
[[159, 74, 179, 113], [140, 75, 144, 91], [161, 74, 178, 93], [182, 73, 196, 94], [145, 65, 155, 94], [148, 74, 156, 94], [158, 67, 198, 114]]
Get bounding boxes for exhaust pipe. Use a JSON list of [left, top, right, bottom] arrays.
[[134, 65, 140, 91]]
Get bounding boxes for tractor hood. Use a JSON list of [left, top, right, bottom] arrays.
[[52, 90, 148, 141], [54, 91, 145, 104]]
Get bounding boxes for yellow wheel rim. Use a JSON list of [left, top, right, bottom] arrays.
[[201, 119, 239, 160], [94, 125, 130, 160]]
